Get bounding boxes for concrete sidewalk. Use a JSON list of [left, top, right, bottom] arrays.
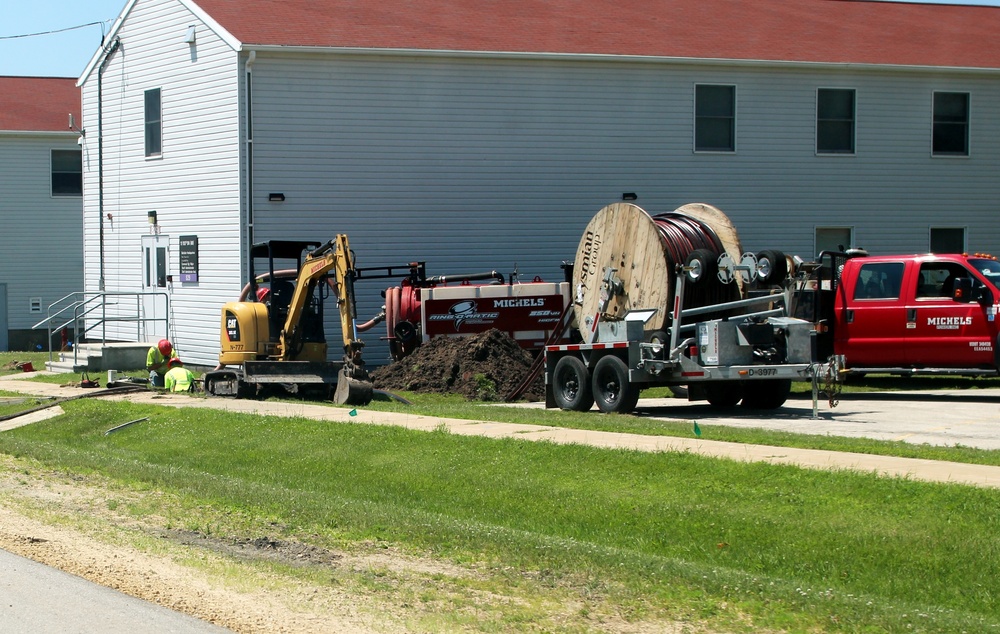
[[2, 374, 1000, 489]]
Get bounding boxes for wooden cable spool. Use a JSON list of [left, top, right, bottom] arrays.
[[571, 202, 744, 342]]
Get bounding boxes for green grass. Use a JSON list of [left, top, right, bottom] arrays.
[[0, 398, 999, 632], [0, 350, 51, 376], [4, 348, 999, 467]]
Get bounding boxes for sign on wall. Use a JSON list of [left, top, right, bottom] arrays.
[[179, 235, 199, 282]]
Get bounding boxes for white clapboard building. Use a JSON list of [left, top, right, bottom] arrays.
[[0, 77, 83, 352], [78, 0, 1000, 366]]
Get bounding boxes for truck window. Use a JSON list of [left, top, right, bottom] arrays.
[[853, 262, 904, 300], [969, 258, 1000, 291], [916, 262, 971, 298]]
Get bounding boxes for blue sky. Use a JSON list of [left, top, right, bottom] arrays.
[[2, 0, 1000, 78]]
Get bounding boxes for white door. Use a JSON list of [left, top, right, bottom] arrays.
[[140, 235, 169, 341]]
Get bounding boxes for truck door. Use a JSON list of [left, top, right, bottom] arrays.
[[835, 261, 908, 367], [907, 261, 995, 368]]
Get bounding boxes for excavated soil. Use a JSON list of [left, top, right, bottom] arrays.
[[370, 329, 544, 402]]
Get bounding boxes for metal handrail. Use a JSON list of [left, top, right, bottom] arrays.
[[32, 291, 170, 366]]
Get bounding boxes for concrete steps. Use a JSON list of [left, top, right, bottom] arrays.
[[45, 342, 152, 374]]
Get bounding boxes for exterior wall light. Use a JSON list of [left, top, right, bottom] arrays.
[[268, 193, 285, 202], [147, 210, 158, 225]]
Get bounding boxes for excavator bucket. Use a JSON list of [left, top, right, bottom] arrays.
[[333, 367, 374, 405]]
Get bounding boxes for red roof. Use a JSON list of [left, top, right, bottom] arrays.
[[193, 0, 1000, 69], [0, 76, 80, 133]]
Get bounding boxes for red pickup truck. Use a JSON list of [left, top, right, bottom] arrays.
[[805, 252, 1000, 374]]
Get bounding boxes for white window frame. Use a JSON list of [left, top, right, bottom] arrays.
[[144, 88, 162, 158], [814, 226, 854, 258], [694, 84, 736, 153], [929, 226, 967, 254], [931, 90, 970, 158], [50, 148, 83, 197], [816, 88, 856, 156]]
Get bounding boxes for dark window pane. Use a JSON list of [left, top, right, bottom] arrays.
[[932, 92, 968, 155], [145, 88, 162, 156], [696, 85, 734, 116], [695, 119, 734, 151], [51, 149, 82, 196], [930, 228, 965, 253], [695, 85, 735, 151], [818, 89, 854, 119], [817, 89, 855, 153], [818, 121, 854, 153]]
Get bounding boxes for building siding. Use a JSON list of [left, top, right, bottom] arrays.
[[0, 133, 84, 347], [80, 0, 243, 364], [79, 0, 1000, 368], [248, 53, 1000, 364]]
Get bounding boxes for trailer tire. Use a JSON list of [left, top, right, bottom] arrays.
[[592, 355, 640, 414], [685, 249, 717, 285], [552, 356, 594, 412], [740, 379, 791, 409], [755, 249, 788, 285], [705, 381, 743, 407]]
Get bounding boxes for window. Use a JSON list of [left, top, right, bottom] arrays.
[[930, 227, 966, 254], [144, 88, 162, 156], [695, 84, 735, 152], [854, 262, 904, 300], [932, 92, 968, 156], [916, 262, 969, 298], [815, 226, 853, 257], [51, 149, 82, 196], [817, 88, 855, 154]]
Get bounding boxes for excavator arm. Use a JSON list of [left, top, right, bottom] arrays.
[[275, 234, 372, 404]]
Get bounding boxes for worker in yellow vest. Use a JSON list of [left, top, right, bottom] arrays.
[[146, 339, 178, 388], [163, 357, 196, 393]]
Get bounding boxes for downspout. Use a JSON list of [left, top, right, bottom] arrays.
[[244, 50, 256, 253], [97, 37, 122, 291]]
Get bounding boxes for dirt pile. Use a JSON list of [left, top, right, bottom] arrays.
[[370, 329, 543, 401]]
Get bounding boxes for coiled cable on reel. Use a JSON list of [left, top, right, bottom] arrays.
[[651, 211, 741, 310]]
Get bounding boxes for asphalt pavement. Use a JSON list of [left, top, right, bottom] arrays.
[[0, 548, 230, 634]]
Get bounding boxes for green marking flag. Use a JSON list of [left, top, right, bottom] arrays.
[[693, 421, 701, 437], [349, 409, 358, 416]]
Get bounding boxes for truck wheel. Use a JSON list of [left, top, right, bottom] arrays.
[[740, 379, 791, 409], [552, 356, 594, 412], [685, 249, 717, 285], [705, 381, 743, 407], [592, 355, 640, 414], [755, 250, 788, 285]]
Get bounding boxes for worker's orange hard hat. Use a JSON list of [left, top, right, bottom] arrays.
[[158, 339, 173, 356], [168, 357, 183, 368]]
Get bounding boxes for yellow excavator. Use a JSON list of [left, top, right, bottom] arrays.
[[203, 235, 376, 405]]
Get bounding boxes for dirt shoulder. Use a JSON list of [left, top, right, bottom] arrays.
[[0, 454, 397, 633]]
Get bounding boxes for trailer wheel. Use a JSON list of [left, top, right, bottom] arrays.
[[756, 249, 788, 285], [684, 249, 717, 285], [552, 356, 594, 412], [705, 381, 743, 407], [740, 379, 791, 409], [592, 355, 640, 414]]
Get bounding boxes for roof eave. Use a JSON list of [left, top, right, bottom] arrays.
[[240, 44, 1000, 74], [79, 0, 242, 87], [0, 130, 80, 138]]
